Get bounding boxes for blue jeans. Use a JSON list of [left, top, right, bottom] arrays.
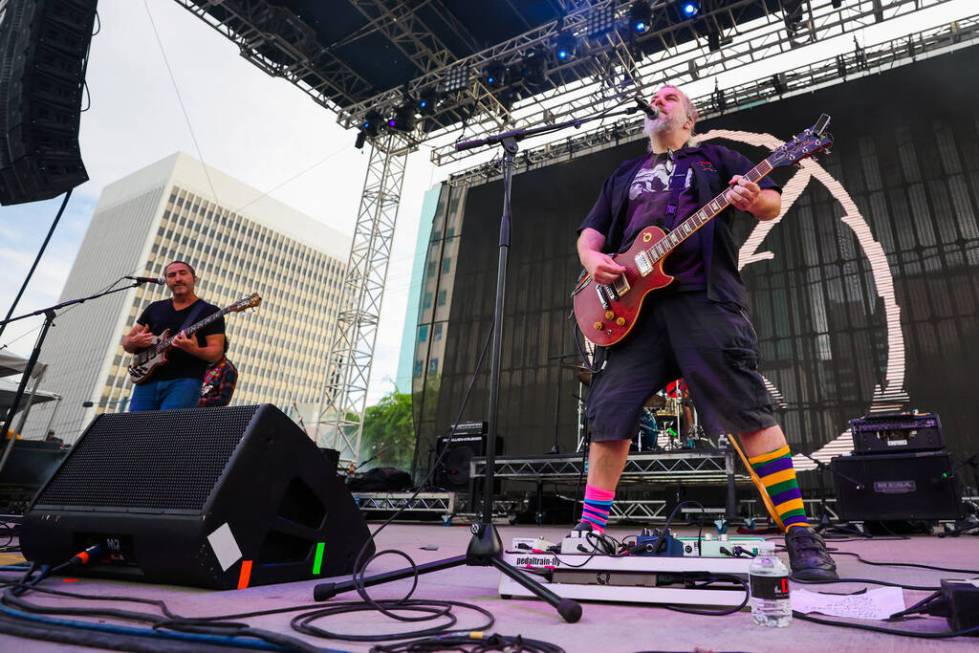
[[129, 378, 203, 412]]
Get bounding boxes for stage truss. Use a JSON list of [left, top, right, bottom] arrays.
[[174, 0, 976, 462], [470, 450, 743, 485]]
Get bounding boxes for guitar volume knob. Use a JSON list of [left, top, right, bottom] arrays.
[[615, 317, 626, 327], [604, 310, 614, 320], [593, 321, 604, 331]]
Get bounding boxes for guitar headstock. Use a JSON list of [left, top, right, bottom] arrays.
[[768, 114, 833, 169], [228, 293, 262, 313]]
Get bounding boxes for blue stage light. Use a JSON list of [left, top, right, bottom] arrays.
[[482, 62, 506, 89], [681, 1, 700, 17], [554, 31, 578, 62], [629, 1, 653, 35], [361, 110, 382, 137]]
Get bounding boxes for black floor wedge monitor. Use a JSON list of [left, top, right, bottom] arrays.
[[21, 404, 374, 589]]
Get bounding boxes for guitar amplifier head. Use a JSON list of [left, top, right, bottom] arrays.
[[849, 411, 945, 455]]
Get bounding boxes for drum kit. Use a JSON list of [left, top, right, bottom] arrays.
[[561, 358, 715, 453]]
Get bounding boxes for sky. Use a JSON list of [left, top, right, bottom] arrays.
[[0, 0, 975, 407]]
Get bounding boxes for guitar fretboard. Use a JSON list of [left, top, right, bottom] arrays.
[[154, 305, 231, 353], [639, 158, 775, 265]]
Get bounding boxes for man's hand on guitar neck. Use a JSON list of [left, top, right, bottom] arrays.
[[578, 227, 627, 285], [727, 175, 781, 220], [172, 331, 226, 364], [171, 330, 198, 355]]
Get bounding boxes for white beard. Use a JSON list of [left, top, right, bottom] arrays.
[[643, 109, 686, 140]]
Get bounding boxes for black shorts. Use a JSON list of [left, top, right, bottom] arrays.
[[585, 291, 776, 441]]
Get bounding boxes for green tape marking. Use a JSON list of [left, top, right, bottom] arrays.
[[312, 542, 325, 575]]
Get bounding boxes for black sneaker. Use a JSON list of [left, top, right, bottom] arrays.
[[572, 521, 594, 534], [785, 526, 838, 580]]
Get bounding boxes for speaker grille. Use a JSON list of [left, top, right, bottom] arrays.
[[34, 406, 261, 512]]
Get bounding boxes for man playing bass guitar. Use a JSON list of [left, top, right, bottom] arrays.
[[575, 85, 836, 580], [122, 260, 225, 411]]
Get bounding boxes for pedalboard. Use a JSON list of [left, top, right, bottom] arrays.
[[502, 534, 776, 607]]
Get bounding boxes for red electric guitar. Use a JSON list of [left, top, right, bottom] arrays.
[[572, 115, 833, 347]]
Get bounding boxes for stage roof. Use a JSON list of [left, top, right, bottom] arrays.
[[178, 0, 782, 132]]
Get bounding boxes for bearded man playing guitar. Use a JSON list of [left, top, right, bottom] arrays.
[[122, 260, 225, 411], [575, 85, 836, 580]]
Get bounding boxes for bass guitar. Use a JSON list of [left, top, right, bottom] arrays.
[[127, 293, 261, 384], [573, 115, 832, 347]]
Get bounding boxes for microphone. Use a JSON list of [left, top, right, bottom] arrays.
[[634, 96, 659, 119], [126, 276, 165, 284]]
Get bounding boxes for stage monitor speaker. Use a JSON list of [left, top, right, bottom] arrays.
[[0, 0, 95, 206], [21, 404, 375, 589], [434, 433, 502, 490], [831, 451, 962, 522]]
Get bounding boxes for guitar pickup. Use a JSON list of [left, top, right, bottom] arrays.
[[635, 251, 652, 276], [595, 283, 610, 310], [612, 275, 630, 297], [604, 282, 620, 301]]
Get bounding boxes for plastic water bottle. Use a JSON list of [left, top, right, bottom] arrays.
[[749, 550, 792, 627]]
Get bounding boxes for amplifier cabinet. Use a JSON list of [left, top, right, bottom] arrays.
[[831, 451, 962, 521]]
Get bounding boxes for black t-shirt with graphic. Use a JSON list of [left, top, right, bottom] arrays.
[[623, 152, 705, 290], [136, 299, 225, 381]]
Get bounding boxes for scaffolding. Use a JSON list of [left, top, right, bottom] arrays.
[[313, 133, 411, 461]]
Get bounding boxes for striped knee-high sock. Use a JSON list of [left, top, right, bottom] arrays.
[[579, 484, 615, 534], [749, 445, 810, 531]]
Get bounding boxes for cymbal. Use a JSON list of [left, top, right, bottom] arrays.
[[558, 361, 594, 386]]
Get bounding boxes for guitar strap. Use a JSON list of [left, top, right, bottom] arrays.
[[664, 150, 691, 227], [176, 300, 208, 337]]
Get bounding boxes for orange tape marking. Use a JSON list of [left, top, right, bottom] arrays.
[[237, 560, 253, 590]]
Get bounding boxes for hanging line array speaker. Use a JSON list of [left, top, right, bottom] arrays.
[[21, 404, 375, 590], [0, 0, 96, 206]]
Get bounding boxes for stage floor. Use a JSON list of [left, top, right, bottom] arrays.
[[1, 523, 977, 652]]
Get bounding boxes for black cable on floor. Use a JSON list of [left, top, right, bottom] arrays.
[[372, 631, 565, 653], [790, 576, 943, 591], [792, 611, 979, 639], [0, 611, 264, 653], [290, 599, 494, 643], [824, 550, 979, 576]]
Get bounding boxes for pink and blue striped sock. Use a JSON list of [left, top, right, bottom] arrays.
[[579, 484, 615, 534]]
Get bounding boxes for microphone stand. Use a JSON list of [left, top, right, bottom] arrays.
[[0, 280, 147, 477], [311, 101, 648, 622]]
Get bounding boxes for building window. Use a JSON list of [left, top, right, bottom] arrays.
[[413, 360, 423, 377], [418, 325, 429, 342], [441, 258, 451, 274], [433, 323, 443, 341], [423, 292, 433, 308], [428, 358, 439, 375], [437, 290, 447, 306]]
